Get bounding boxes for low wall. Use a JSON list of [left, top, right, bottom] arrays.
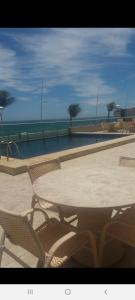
[[70, 124, 102, 133], [0, 129, 69, 143], [1, 134, 135, 175]]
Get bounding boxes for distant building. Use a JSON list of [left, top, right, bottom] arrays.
[[114, 107, 135, 118]]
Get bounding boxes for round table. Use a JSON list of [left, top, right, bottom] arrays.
[[33, 165, 135, 267]]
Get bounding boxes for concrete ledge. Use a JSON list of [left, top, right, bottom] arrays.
[[0, 157, 29, 175], [0, 134, 135, 175], [59, 135, 135, 161], [73, 131, 130, 135], [119, 156, 135, 168], [71, 124, 102, 132]]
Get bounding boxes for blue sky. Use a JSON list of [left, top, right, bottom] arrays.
[[0, 28, 135, 121]]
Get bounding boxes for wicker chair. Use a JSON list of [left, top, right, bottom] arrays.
[[131, 120, 135, 133], [101, 122, 110, 131], [113, 121, 124, 132], [27, 159, 77, 225], [0, 207, 98, 267], [122, 121, 133, 133], [101, 122, 116, 132], [98, 207, 135, 266], [113, 121, 133, 133]]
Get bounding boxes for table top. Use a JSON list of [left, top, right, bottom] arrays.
[[33, 165, 135, 209]]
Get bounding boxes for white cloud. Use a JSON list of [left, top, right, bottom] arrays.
[[18, 96, 32, 101], [0, 46, 17, 81], [0, 46, 40, 93], [69, 74, 116, 98], [0, 28, 134, 104]]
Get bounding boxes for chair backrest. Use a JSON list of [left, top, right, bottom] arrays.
[[132, 120, 135, 131], [101, 122, 116, 132], [0, 208, 44, 258], [28, 159, 61, 184], [101, 122, 112, 131], [113, 121, 123, 130], [124, 121, 132, 129], [101, 122, 109, 130]]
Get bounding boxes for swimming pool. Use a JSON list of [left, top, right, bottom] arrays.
[[0, 133, 128, 159]]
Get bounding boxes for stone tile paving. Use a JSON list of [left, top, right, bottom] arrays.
[[1, 141, 135, 267]]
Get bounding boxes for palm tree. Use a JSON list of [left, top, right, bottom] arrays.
[[106, 101, 116, 119], [0, 90, 15, 108], [0, 91, 15, 137], [68, 104, 81, 126]]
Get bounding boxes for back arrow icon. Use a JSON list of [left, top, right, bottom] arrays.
[[104, 289, 107, 295]]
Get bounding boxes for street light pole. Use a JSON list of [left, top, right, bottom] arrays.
[[40, 79, 47, 121], [96, 87, 100, 123], [40, 79, 44, 121], [0, 106, 3, 122], [115, 104, 121, 119], [0, 106, 4, 139], [43, 80, 47, 121], [125, 91, 128, 109]]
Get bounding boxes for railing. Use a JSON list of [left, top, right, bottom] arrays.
[[1, 116, 135, 142], [0, 128, 69, 143], [0, 118, 114, 140], [0, 141, 21, 160]]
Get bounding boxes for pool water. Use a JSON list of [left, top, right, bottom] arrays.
[[0, 133, 127, 159]]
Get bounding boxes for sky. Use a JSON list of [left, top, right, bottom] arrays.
[[0, 28, 135, 121]]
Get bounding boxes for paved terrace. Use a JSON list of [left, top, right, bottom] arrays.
[[1, 141, 135, 267]]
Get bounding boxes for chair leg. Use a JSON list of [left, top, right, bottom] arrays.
[[0, 231, 29, 268], [37, 257, 45, 268], [30, 195, 37, 225], [57, 206, 66, 224], [92, 246, 99, 268], [0, 230, 5, 267], [31, 194, 37, 208], [87, 232, 99, 267], [4, 247, 31, 267], [0, 246, 4, 267], [98, 228, 108, 267]]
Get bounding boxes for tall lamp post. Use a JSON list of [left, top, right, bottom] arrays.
[[40, 79, 47, 121], [114, 104, 121, 121], [0, 106, 4, 122], [115, 104, 121, 111], [40, 79, 44, 121], [96, 87, 100, 124], [0, 106, 4, 139]]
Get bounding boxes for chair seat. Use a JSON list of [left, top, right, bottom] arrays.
[[36, 218, 88, 267]]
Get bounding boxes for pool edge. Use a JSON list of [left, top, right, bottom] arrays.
[[0, 133, 135, 175]]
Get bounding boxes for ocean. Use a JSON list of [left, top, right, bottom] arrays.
[[0, 116, 116, 137]]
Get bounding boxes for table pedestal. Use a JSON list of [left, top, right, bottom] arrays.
[[73, 208, 125, 267], [73, 239, 125, 267]]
